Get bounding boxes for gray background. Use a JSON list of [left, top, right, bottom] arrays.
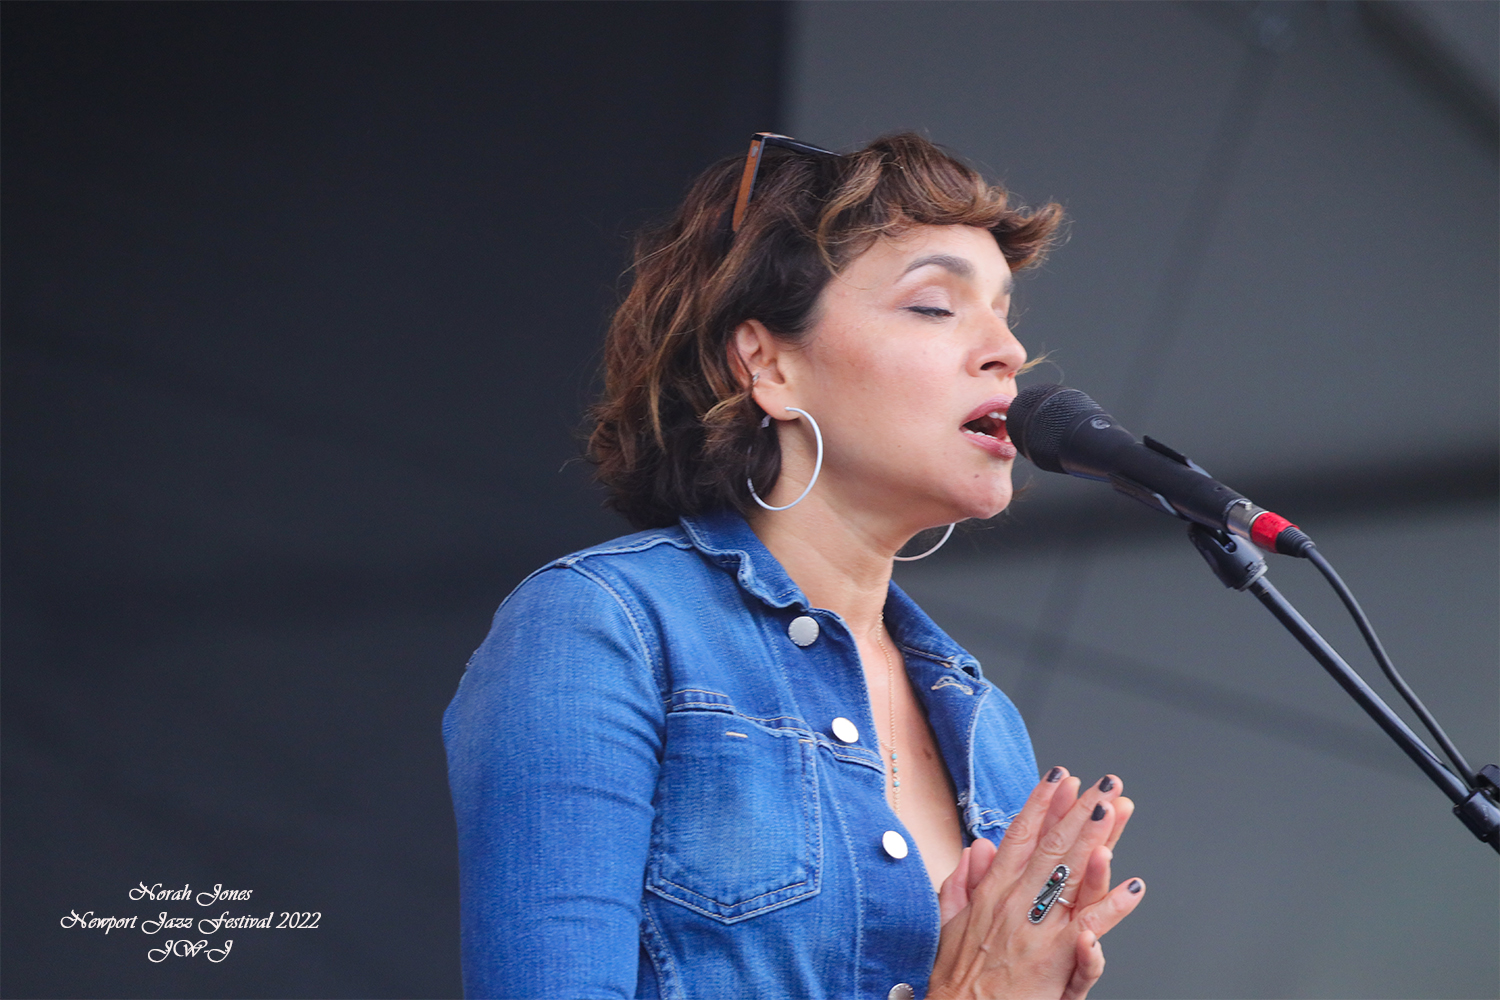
[[790, 2, 1497, 997]]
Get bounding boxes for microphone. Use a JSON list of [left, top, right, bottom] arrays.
[[1007, 383, 1313, 557]]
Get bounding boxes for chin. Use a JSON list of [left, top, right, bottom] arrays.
[[950, 477, 1014, 522]]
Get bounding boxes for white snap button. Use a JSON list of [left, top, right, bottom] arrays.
[[831, 717, 859, 743], [881, 830, 908, 859], [888, 985, 915, 1000], [787, 615, 820, 647]]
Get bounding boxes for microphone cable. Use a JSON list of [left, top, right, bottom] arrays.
[[1291, 540, 1480, 792]]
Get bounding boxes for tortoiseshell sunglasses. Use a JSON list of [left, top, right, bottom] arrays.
[[730, 132, 841, 234]]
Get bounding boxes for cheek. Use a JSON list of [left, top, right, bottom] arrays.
[[803, 323, 954, 448], [836, 369, 944, 450], [841, 342, 950, 407]]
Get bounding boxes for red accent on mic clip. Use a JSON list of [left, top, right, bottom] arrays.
[[1250, 512, 1298, 552]]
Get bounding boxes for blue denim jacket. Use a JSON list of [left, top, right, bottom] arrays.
[[443, 510, 1038, 999]]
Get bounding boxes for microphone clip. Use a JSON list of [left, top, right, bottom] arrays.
[[1188, 522, 1267, 591]]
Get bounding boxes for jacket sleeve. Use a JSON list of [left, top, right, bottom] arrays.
[[443, 563, 664, 999]]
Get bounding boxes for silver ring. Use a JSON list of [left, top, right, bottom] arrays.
[[1028, 864, 1070, 924]]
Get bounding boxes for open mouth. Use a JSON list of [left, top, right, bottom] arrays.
[[962, 409, 1009, 442]]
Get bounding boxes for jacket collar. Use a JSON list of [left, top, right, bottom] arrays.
[[680, 509, 805, 609], [883, 580, 984, 679], [679, 509, 983, 680]]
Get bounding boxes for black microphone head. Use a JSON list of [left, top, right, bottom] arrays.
[[1008, 383, 1106, 473]]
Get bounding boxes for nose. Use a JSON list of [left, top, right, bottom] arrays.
[[975, 312, 1026, 376]]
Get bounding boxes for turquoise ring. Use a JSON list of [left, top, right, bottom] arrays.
[[1027, 864, 1070, 923]]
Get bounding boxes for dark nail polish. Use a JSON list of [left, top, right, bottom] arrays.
[[1091, 803, 1106, 821], [1097, 776, 1114, 792], [1046, 766, 1064, 783], [1128, 879, 1142, 893]]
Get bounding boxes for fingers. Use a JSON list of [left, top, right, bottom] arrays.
[[1106, 796, 1134, 851], [930, 771, 1140, 1000], [987, 768, 1071, 887], [1076, 877, 1146, 941], [1062, 930, 1104, 1000], [1020, 775, 1123, 891], [938, 838, 998, 926], [967, 837, 996, 896], [938, 844, 974, 926], [1044, 774, 1081, 832], [1072, 843, 1113, 910]]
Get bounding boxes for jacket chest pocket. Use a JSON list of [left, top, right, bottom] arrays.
[[646, 709, 821, 923]]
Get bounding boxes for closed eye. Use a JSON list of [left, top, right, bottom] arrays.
[[907, 306, 954, 318]]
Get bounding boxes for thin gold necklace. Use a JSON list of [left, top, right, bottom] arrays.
[[871, 614, 900, 816]]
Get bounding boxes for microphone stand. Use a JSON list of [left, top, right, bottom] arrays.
[[1186, 523, 1500, 853]]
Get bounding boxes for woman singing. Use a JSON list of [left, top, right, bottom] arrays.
[[444, 132, 1145, 999]]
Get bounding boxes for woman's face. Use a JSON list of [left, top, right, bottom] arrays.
[[759, 223, 1027, 534]]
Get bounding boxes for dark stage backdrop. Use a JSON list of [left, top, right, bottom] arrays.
[[2, 4, 784, 996]]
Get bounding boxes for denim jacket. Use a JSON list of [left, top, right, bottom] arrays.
[[443, 509, 1037, 999]]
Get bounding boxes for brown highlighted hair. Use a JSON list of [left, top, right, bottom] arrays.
[[589, 132, 1063, 529]]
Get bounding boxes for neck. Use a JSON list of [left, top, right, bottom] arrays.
[[747, 496, 901, 637]]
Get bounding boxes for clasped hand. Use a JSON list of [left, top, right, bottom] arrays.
[[928, 768, 1143, 1000]]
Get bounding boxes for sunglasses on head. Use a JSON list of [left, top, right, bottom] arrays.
[[731, 132, 841, 234]]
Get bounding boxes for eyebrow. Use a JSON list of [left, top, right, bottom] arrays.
[[902, 253, 1013, 294]]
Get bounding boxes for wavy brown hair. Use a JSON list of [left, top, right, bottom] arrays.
[[589, 132, 1063, 529]]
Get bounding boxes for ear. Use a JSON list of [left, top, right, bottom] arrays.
[[730, 319, 794, 419]]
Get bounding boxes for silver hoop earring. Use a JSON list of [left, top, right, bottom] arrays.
[[747, 406, 823, 512], [893, 523, 956, 561]]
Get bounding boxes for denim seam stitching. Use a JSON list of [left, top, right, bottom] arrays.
[[962, 685, 990, 837], [556, 532, 694, 563], [478, 561, 569, 634], [653, 874, 816, 909], [664, 701, 811, 736], [822, 758, 865, 995], [800, 734, 823, 912], [738, 715, 809, 731], [932, 675, 975, 695], [896, 642, 982, 678], [974, 806, 1022, 830], [828, 746, 882, 773], [640, 901, 681, 999], [566, 564, 663, 690]]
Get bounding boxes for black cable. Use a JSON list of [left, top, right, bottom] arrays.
[[1304, 543, 1478, 790]]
